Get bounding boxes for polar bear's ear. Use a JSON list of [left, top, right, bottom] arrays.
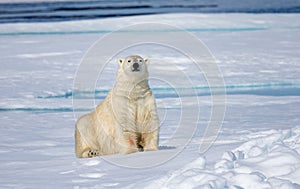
[[144, 58, 150, 64], [118, 58, 124, 65]]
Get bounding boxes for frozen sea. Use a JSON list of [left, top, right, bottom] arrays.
[[0, 6, 300, 189]]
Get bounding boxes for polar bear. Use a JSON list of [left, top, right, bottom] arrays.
[[75, 55, 159, 158]]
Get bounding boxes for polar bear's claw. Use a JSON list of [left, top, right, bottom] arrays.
[[84, 150, 100, 158]]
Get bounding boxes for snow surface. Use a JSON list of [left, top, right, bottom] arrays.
[[0, 13, 300, 188]]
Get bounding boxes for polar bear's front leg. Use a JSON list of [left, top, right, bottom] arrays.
[[139, 95, 159, 152], [143, 130, 159, 151], [142, 105, 159, 152], [120, 131, 139, 154]]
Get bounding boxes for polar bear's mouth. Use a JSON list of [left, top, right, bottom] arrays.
[[132, 68, 140, 72]]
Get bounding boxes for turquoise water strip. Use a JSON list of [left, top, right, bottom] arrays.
[[38, 83, 300, 99], [0, 27, 268, 36]]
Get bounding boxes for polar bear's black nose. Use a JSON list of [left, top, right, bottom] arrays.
[[132, 62, 140, 71]]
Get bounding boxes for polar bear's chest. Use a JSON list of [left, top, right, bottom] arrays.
[[112, 93, 153, 131]]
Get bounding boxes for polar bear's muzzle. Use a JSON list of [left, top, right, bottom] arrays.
[[132, 62, 140, 72]]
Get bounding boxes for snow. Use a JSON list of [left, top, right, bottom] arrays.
[[0, 12, 300, 188], [140, 128, 300, 189]]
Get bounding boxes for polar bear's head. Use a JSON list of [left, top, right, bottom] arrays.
[[117, 55, 149, 81]]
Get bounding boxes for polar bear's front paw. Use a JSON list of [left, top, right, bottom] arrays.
[[137, 140, 145, 152], [144, 146, 158, 152]]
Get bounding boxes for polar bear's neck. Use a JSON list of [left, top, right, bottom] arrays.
[[113, 78, 151, 99]]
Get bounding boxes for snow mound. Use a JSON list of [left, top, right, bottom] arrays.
[[143, 127, 300, 189], [217, 127, 300, 188]]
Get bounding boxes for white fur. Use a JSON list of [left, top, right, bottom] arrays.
[[75, 55, 159, 158]]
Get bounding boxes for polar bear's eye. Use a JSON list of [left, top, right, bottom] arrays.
[[139, 59, 142, 62], [127, 60, 131, 63]]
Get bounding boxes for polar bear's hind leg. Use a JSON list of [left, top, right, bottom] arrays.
[[75, 114, 101, 158], [75, 127, 101, 158]]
